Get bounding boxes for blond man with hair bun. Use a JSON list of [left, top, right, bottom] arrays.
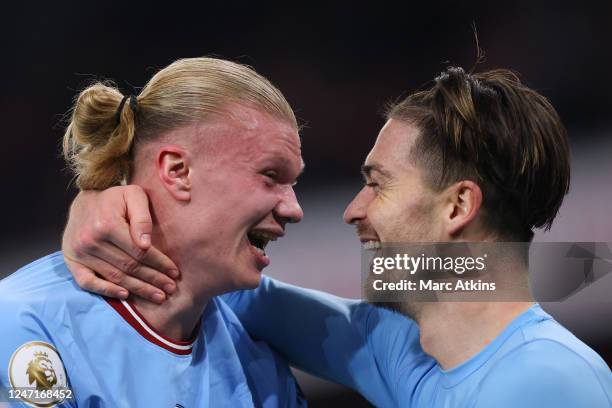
[[0, 57, 307, 407]]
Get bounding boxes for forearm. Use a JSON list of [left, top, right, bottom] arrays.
[[222, 276, 374, 389]]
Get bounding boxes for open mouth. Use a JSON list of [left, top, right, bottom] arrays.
[[246, 230, 279, 256]]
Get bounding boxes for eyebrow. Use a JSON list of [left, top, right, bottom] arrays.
[[361, 163, 391, 180], [293, 159, 305, 182], [299, 158, 306, 176]]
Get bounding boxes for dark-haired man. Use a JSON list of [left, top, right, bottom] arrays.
[[62, 67, 612, 407]]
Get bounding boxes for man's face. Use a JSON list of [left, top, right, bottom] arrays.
[[182, 105, 304, 293], [344, 119, 443, 245], [343, 119, 445, 317]]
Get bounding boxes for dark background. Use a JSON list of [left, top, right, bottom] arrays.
[[1, 2, 611, 406]]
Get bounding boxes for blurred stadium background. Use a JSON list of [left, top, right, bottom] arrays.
[[1, 2, 611, 406]]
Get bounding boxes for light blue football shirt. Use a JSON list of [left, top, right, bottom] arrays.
[[0, 253, 306, 407], [223, 276, 612, 407]]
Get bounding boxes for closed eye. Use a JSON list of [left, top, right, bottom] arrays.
[[264, 170, 278, 180], [262, 167, 301, 187]]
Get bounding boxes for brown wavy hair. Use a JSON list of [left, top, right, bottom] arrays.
[[386, 67, 571, 241]]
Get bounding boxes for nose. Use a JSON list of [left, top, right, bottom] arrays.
[[343, 186, 371, 225], [274, 185, 304, 224]]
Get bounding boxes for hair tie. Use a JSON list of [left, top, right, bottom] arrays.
[[115, 94, 138, 126]]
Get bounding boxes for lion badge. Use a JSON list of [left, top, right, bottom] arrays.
[[8, 341, 68, 407]]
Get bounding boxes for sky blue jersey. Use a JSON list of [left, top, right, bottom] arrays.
[[222, 276, 612, 408], [0, 253, 306, 408]]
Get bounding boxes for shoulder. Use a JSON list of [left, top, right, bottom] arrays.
[[475, 319, 612, 408], [0, 252, 72, 335], [0, 299, 70, 400], [0, 340, 71, 404], [0, 252, 94, 327], [0, 251, 99, 305], [0, 252, 74, 298], [212, 295, 243, 327], [211, 296, 275, 348], [0, 252, 93, 392]]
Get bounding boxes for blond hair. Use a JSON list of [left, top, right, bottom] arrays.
[[63, 57, 297, 189]]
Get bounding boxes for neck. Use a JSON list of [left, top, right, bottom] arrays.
[[127, 193, 212, 342], [414, 239, 535, 369], [417, 301, 534, 370], [131, 280, 210, 342]]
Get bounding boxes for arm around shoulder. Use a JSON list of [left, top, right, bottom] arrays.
[[220, 276, 426, 407]]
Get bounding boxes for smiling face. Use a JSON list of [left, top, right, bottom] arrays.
[[344, 119, 447, 318], [344, 118, 444, 246], [156, 104, 304, 294]]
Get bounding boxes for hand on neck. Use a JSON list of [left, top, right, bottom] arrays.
[[128, 205, 212, 342]]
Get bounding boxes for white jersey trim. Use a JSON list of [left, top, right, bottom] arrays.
[[121, 300, 194, 351]]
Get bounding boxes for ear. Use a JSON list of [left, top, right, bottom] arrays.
[[443, 180, 482, 237], [156, 145, 192, 202]]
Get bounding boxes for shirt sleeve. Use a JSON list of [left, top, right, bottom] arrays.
[[221, 276, 427, 407], [0, 299, 76, 408]]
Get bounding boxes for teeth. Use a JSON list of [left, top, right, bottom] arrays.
[[253, 246, 265, 256], [248, 230, 279, 251], [362, 241, 381, 250], [250, 231, 278, 241]]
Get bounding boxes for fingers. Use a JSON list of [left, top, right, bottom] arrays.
[[65, 254, 168, 304], [61, 185, 179, 304], [101, 220, 180, 279], [120, 275, 169, 304], [137, 246, 180, 279], [123, 262, 177, 296], [122, 185, 154, 250], [77, 240, 177, 294], [66, 186, 179, 279], [65, 256, 129, 300]]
